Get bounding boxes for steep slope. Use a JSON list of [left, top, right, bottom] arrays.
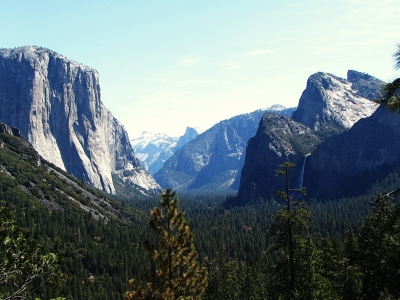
[[131, 127, 198, 175], [235, 70, 384, 204], [235, 114, 320, 204], [0, 121, 146, 222], [0, 122, 160, 299], [304, 105, 400, 199], [154, 106, 296, 192], [292, 70, 381, 133], [0, 46, 160, 194]]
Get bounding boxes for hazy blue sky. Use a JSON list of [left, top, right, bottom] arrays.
[[1, 0, 400, 137]]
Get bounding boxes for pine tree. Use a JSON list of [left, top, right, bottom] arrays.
[[267, 161, 312, 299], [126, 189, 208, 300], [378, 44, 400, 112]]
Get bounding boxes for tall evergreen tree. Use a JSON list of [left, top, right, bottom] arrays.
[[267, 161, 312, 299], [378, 44, 400, 112], [126, 189, 208, 300]]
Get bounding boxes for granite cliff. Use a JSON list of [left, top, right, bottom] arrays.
[[236, 113, 320, 204], [292, 70, 380, 133], [0, 46, 160, 194], [304, 105, 400, 199], [235, 71, 383, 204]]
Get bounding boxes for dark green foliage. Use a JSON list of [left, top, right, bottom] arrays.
[[126, 189, 208, 300], [0, 206, 58, 300], [0, 126, 154, 299], [260, 116, 322, 156], [378, 44, 400, 112], [342, 229, 363, 300], [315, 123, 346, 141], [356, 198, 400, 299], [2, 122, 400, 299], [288, 133, 321, 155], [203, 253, 267, 299]]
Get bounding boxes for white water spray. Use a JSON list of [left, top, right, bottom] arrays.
[[299, 153, 311, 188]]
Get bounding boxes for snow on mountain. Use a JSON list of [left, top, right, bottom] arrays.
[[257, 105, 296, 117], [154, 106, 297, 192], [265, 104, 289, 111], [131, 127, 198, 175]]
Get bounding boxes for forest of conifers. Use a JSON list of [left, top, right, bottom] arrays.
[[1, 144, 400, 300]]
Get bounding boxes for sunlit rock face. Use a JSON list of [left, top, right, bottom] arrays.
[[292, 70, 381, 132], [0, 46, 160, 194]]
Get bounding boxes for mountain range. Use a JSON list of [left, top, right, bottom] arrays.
[[154, 105, 296, 192], [131, 127, 198, 175], [0, 45, 394, 203]]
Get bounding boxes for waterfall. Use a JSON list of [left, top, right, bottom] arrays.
[[299, 153, 311, 188]]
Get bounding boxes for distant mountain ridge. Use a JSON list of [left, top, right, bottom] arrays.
[[0, 46, 160, 195], [131, 127, 198, 175], [154, 105, 296, 192]]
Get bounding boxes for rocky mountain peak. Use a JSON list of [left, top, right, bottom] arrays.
[[292, 71, 380, 132], [266, 104, 291, 112], [347, 69, 376, 82], [0, 122, 15, 136], [233, 70, 387, 205], [176, 127, 198, 149]]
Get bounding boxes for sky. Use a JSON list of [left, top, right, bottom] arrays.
[[1, 0, 400, 138]]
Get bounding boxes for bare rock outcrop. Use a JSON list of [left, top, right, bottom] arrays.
[[0, 46, 160, 194], [292, 71, 381, 132]]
